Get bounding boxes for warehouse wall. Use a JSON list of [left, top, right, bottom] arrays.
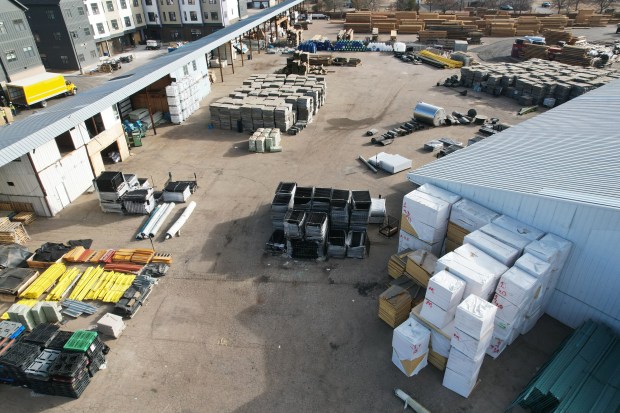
[[409, 178, 620, 333], [30, 139, 61, 172], [169, 56, 211, 100], [0, 155, 43, 198]]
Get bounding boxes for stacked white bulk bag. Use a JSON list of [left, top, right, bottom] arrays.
[[491, 215, 545, 242], [463, 230, 520, 267], [399, 190, 451, 257], [449, 199, 499, 234], [435, 250, 505, 300], [392, 318, 431, 377], [420, 270, 465, 329], [478, 223, 530, 255], [416, 184, 462, 206], [444, 295, 496, 397]]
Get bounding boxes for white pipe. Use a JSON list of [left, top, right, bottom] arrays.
[[140, 204, 166, 239], [144, 202, 174, 237], [165, 201, 196, 239], [149, 202, 175, 238], [136, 204, 162, 239], [394, 389, 431, 413]]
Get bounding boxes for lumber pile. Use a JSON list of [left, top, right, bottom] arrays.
[[523, 43, 548, 60], [554, 45, 592, 67], [543, 29, 573, 46], [515, 16, 541, 36], [152, 252, 173, 265], [540, 15, 569, 30], [419, 30, 447, 42], [0, 218, 30, 245], [344, 11, 371, 32], [378, 285, 413, 327], [489, 21, 516, 37], [11, 212, 36, 225], [388, 249, 411, 278]]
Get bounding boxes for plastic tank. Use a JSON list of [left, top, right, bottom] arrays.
[[393, 42, 406, 53], [414, 102, 447, 126]]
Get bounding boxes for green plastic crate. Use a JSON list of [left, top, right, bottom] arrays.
[[63, 330, 98, 353]]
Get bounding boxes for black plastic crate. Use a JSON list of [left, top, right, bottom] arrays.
[[48, 353, 89, 379], [23, 323, 60, 348], [64, 335, 105, 361], [330, 189, 351, 208], [351, 190, 371, 209], [46, 331, 73, 351], [0, 342, 41, 384], [87, 353, 106, 377], [275, 182, 296, 194], [95, 171, 124, 192]]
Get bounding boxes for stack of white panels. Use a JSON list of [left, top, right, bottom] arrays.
[[435, 252, 502, 300], [449, 199, 499, 233], [416, 184, 462, 206], [399, 190, 451, 257], [478, 223, 531, 255], [464, 230, 520, 267], [420, 270, 465, 329], [392, 318, 431, 377], [368, 152, 412, 174], [491, 215, 545, 242], [444, 294, 496, 397]]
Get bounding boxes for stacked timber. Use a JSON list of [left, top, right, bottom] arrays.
[[344, 12, 372, 32], [515, 16, 541, 36], [543, 29, 573, 46], [554, 45, 592, 67], [523, 43, 548, 60], [540, 15, 569, 30], [419, 30, 447, 43], [0, 218, 30, 245]]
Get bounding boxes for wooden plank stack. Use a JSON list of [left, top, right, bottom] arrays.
[[344, 11, 372, 33], [378, 285, 413, 327], [523, 43, 549, 60], [540, 15, 569, 30], [446, 222, 469, 253], [543, 29, 574, 46], [554, 45, 593, 67], [11, 212, 36, 225], [490, 21, 516, 37], [152, 252, 173, 265], [515, 16, 541, 36], [419, 30, 447, 43], [405, 250, 438, 287], [0, 218, 29, 245], [388, 249, 411, 279]]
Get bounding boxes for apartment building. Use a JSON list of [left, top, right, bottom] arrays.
[[143, 0, 247, 42], [0, 0, 46, 84], [22, 0, 100, 73], [86, 0, 147, 55]]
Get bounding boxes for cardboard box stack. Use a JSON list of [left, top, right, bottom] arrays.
[[392, 318, 431, 377], [444, 294, 496, 397], [447, 199, 498, 253], [420, 270, 465, 329]]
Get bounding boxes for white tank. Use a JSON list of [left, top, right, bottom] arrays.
[[393, 42, 406, 53]]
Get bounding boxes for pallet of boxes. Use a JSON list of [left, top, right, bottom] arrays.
[[384, 182, 573, 397]]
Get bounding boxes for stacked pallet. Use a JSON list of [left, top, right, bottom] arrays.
[[0, 218, 29, 245], [543, 29, 573, 46], [554, 45, 592, 67], [11, 212, 36, 225], [523, 43, 548, 60], [540, 15, 569, 30], [378, 285, 413, 327], [388, 249, 411, 278]]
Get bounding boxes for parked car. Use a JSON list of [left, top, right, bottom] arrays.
[[542, 1, 552, 7], [311, 13, 330, 20], [146, 40, 161, 50], [500, 4, 514, 10]]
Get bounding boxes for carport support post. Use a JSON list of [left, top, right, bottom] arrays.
[[229, 41, 235, 74], [248, 32, 253, 57], [255, 29, 260, 54], [239, 37, 244, 66], [216, 46, 224, 82], [145, 87, 157, 135]]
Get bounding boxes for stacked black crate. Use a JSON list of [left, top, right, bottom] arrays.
[[347, 191, 370, 258], [25, 349, 61, 395], [0, 342, 42, 386], [302, 212, 328, 259], [48, 352, 91, 398]]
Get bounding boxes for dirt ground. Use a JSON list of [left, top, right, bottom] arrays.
[[0, 19, 582, 412]]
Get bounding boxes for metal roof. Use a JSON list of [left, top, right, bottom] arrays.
[[0, 0, 302, 167], [408, 77, 620, 210], [7, 72, 62, 86]]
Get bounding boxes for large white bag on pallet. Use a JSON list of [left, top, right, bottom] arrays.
[[420, 297, 457, 329], [417, 183, 462, 205], [426, 270, 466, 311], [454, 294, 497, 339], [392, 318, 431, 377], [401, 191, 450, 243], [398, 230, 442, 257], [479, 223, 530, 254], [496, 267, 542, 307], [451, 327, 493, 360], [449, 199, 499, 233], [492, 215, 545, 241], [436, 253, 500, 300], [443, 366, 479, 398], [464, 230, 520, 267], [515, 253, 552, 281], [453, 243, 509, 278], [524, 233, 572, 271]]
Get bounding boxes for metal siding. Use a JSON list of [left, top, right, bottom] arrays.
[[30, 139, 61, 172], [0, 156, 43, 196], [0, 0, 304, 167], [0, 193, 49, 216], [59, 146, 94, 201]]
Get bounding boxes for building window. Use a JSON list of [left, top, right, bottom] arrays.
[[211, 12, 218, 20], [23, 46, 35, 57], [5, 50, 17, 62], [209, 0, 216, 4], [169, 12, 176, 21], [133, 0, 139, 6], [53, 32, 62, 40], [91, 3, 100, 14], [190, 11, 198, 21], [78, 6, 85, 15], [0, 22, 5, 34], [84, 27, 91, 36], [145, 0, 153, 4], [47, 10, 56, 19], [192, 60, 197, 70], [111, 19, 119, 30], [162, 13, 166, 22], [120, 0, 128, 9], [106, 1, 114, 12], [96, 23, 105, 34], [183, 11, 187, 21], [61, 56, 69, 64], [78, 54, 85, 62], [147, 12, 156, 22], [203, 12, 208, 20], [90, 50, 97, 59], [124, 17, 131, 27], [136, 14, 143, 24], [13, 19, 26, 31]]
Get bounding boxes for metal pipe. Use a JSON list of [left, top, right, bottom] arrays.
[[136, 204, 162, 239], [165, 201, 196, 239], [394, 389, 431, 413], [141, 203, 169, 239], [358, 155, 377, 173], [148, 202, 176, 238]]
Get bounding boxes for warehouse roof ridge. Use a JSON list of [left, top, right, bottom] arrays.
[[0, 0, 304, 167], [408, 77, 620, 210]]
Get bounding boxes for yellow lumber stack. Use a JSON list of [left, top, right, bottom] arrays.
[[131, 249, 155, 264], [387, 249, 412, 279], [47, 267, 82, 300], [378, 285, 413, 327], [64, 246, 86, 263], [419, 50, 464, 68], [69, 266, 105, 301], [11, 212, 36, 225], [19, 263, 66, 299]]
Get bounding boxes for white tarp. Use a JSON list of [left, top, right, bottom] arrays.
[[420, 298, 458, 329], [449, 199, 499, 232], [426, 270, 466, 310], [496, 267, 541, 307], [454, 294, 497, 339], [401, 191, 450, 244], [368, 152, 412, 174], [435, 252, 501, 300], [464, 230, 520, 267], [492, 215, 545, 241], [479, 223, 530, 253]]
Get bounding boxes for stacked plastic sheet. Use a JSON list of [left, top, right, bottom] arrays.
[[392, 318, 431, 377], [447, 199, 499, 252], [420, 270, 465, 329], [444, 294, 496, 397]]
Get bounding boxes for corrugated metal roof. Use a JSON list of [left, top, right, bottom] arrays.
[[0, 0, 303, 167], [408, 78, 620, 210]]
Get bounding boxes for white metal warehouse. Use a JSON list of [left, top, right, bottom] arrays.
[[408, 78, 620, 333]]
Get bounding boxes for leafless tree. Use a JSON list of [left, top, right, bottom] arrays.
[[426, 0, 459, 11], [587, 0, 615, 13], [323, 0, 347, 11], [395, 0, 419, 10], [512, 0, 532, 13], [351, 0, 380, 10]]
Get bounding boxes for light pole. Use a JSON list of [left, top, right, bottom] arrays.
[[69, 28, 85, 75]]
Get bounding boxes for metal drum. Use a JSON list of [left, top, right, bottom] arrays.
[[413, 102, 446, 126]]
